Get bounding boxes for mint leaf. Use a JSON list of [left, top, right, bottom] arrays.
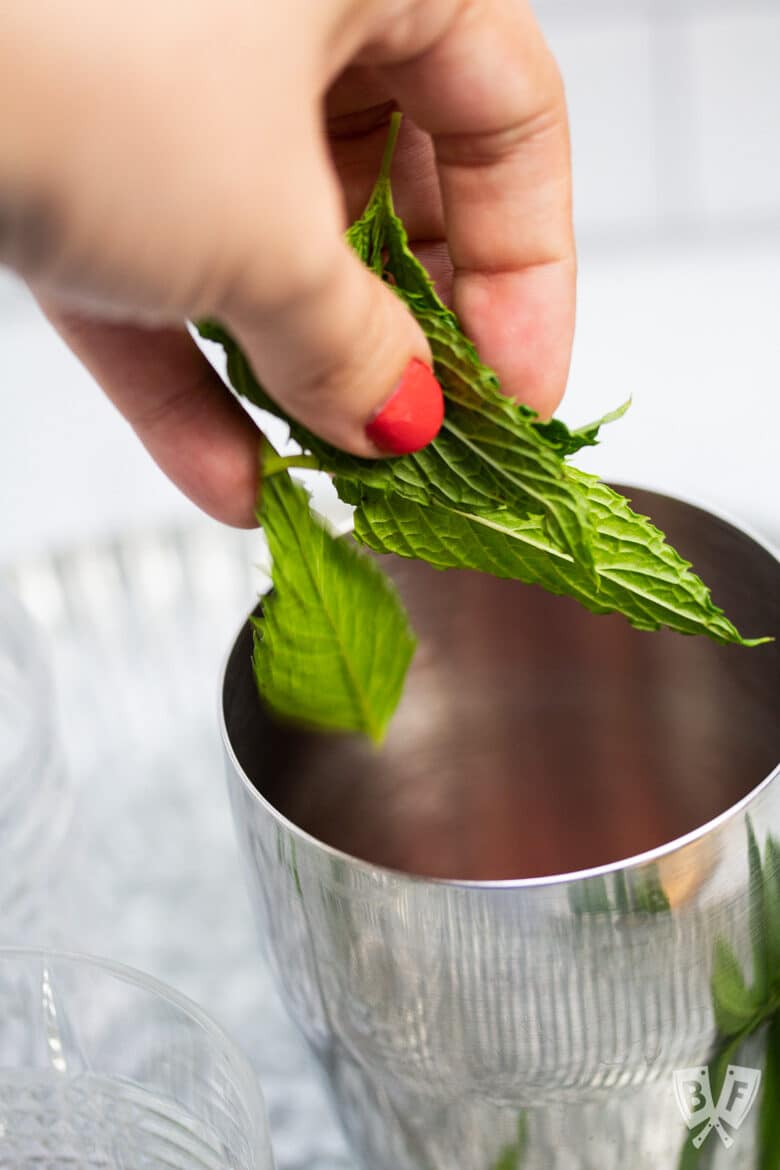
[[676, 1041, 740, 1170], [630, 866, 672, 914], [748, 819, 770, 1002], [556, 397, 632, 455], [198, 119, 764, 646], [568, 874, 612, 915], [711, 939, 757, 1037], [490, 1144, 523, 1170], [613, 869, 631, 915], [252, 450, 415, 742], [568, 866, 671, 916], [765, 836, 780, 988], [348, 477, 763, 644], [199, 120, 627, 571], [678, 826, 780, 1170], [488, 1114, 528, 1170], [758, 1012, 780, 1170], [200, 307, 601, 569]]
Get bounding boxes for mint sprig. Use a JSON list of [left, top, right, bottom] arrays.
[[199, 113, 767, 739], [488, 1114, 528, 1170], [678, 824, 780, 1169]]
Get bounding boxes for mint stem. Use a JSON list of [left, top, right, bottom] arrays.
[[379, 111, 403, 184], [256, 440, 322, 522], [263, 452, 321, 478]]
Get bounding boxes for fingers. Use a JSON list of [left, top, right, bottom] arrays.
[[39, 87, 446, 521], [326, 69, 444, 234], [40, 305, 261, 527], [326, 79, 453, 296], [219, 126, 443, 460], [226, 245, 444, 460], [369, 0, 576, 417]]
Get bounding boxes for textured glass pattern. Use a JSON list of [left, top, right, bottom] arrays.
[[0, 951, 273, 1170]]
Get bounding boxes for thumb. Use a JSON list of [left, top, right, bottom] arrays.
[[220, 145, 443, 459]]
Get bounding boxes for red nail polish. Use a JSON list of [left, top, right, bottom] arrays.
[[365, 359, 444, 455]]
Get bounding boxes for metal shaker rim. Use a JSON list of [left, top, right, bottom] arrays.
[[219, 481, 779, 892]]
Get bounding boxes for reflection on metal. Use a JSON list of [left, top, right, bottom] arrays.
[[223, 486, 779, 1170]]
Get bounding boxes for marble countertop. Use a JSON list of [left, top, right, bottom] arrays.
[[4, 522, 354, 1170]]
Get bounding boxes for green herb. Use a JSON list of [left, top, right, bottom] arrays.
[[488, 1114, 528, 1170], [568, 864, 671, 916], [199, 309, 610, 570], [677, 825, 780, 1169], [758, 1012, 780, 1170], [199, 112, 766, 737], [252, 441, 415, 742], [347, 474, 762, 642], [711, 937, 759, 1036]]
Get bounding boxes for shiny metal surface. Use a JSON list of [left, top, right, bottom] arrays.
[[222, 487, 780, 1170]]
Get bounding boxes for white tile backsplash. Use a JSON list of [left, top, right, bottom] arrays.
[[535, 1, 780, 241], [566, 235, 780, 545], [544, 16, 659, 237], [688, 8, 780, 224]]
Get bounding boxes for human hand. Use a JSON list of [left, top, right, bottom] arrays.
[[1, 0, 574, 525]]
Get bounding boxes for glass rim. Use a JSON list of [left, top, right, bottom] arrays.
[[0, 945, 270, 1149], [220, 479, 780, 893]]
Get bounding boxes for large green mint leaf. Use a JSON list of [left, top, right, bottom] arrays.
[[610, 866, 671, 914], [348, 474, 766, 644], [748, 819, 770, 1002], [198, 125, 623, 568], [710, 939, 757, 1037], [252, 452, 415, 742], [198, 112, 765, 649], [765, 836, 780, 988], [678, 825, 780, 1170], [487, 1115, 528, 1170], [758, 1012, 780, 1170], [197, 313, 607, 569]]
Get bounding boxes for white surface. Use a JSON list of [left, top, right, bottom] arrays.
[[538, 0, 780, 242], [690, 8, 780, 222], [565, 235, 780, 545], [0, 282, 195, 561], [545, 14, 660, 236]]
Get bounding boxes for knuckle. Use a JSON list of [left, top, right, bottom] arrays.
[[362, 0, 461, 58]]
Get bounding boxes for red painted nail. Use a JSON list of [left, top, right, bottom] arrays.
[[365, 358, 444, 455]]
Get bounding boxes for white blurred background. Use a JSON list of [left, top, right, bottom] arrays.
[[1, 0, 778, 562]]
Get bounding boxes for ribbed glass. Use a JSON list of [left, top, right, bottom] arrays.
[[0, 948, 274, 1169]]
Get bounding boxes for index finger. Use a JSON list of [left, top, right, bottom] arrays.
[[374, 0, 576, 417]]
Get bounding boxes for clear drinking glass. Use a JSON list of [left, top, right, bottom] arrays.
[[0, 948, 275, 1169], [0, 587, 70, 940]]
